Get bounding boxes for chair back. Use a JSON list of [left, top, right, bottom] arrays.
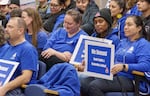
[[37, 61, 47, 80]]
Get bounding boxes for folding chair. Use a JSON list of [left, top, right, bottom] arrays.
[[105, 71, 149, 96]]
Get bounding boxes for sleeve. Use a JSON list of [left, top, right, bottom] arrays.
[[37, 32, 48, 49], [43, 29, 60, 50], [20, 46, 38, 72], [52, 14, 65, 32], [128, 42, 150, 72]]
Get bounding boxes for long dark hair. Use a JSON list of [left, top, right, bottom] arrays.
[[111, 0, 126, 15], [127, 15, 148, 40]]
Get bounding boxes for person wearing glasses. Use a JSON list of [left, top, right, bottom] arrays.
[[43, 0, 66, 33]]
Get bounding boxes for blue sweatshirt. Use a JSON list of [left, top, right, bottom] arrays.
[[92, 31, 120, 48], [115, 38, 150, 79]]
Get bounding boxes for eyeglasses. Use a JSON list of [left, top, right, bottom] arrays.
[[49, 3, 60, 8]]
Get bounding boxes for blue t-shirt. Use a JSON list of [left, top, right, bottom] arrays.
[[0, 41, 38, 84], [44, 28, 88, 53], [0, 43, 9, 57], [25, 30, 48, 53], [115, 38, 150, 79], [52, 14, 65, 32]]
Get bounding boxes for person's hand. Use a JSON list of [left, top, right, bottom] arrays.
[[111, 64, 124, 75], [63, 51, 72, 62], [78, 60, 85, 72], [41, 48, 56, 59]]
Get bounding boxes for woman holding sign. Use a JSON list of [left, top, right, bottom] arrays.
[[79, 15, 150, 96], [79, 8, 120, 96]]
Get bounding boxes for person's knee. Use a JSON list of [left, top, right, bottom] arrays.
[[79, 76, 95, 96], [88, 79, 105, 96], [88, 80, 98, 91]]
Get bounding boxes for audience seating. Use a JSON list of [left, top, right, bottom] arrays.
[[37, 60, 47, 79], [105, 71, 148, 96], [23, 62, 149, 96]]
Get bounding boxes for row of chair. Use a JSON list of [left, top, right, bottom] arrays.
[[23, 61, 149, 96]]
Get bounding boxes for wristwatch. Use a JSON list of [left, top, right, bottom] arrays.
[[122, 64, 126, 71]]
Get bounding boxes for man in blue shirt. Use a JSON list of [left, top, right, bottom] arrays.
[[0, 17, 38, 96]]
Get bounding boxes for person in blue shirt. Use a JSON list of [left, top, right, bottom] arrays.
[[40, 9, 88, 71], [78, 15, 150, 96], [43, 0, 66, 33], [22, 8, 48, 55], [109, 0, 127, 39], [0, 17, 38, 96], [125, 0, 142, 16]]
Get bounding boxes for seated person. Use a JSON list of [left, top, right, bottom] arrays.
[[37, 0, 50, 23], [0, 0, 10, 28], [78, 15, 150, 96], [125, 0, 142, 16], [137, 0, 150, 41], [0, 25, 9, 56], [40, 9, 88, 71], [21, 8, 48, 55], [109, 0, 127, 39], [9, 0, 20, 12], [43, 0, 66, 33], [92, 8, 120, 47], [76, 0, 99, 35], [10, 8, 22, 18], [0, 17, 38, 96]]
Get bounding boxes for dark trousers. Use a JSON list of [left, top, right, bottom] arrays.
[[80, 75, 134, 96], [6, 88, 25, 96], [39, 55, 65, 71]]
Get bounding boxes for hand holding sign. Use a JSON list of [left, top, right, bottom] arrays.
[[82, 40, 114, 80], [78, 60, 85, 72]]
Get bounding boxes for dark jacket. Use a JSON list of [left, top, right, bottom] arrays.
[[143, 15, 150, 41], [43, 10, 65, 33], [80, 1, 99, 35]]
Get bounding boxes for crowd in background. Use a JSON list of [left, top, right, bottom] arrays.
[[0, 0, 150, 96]]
